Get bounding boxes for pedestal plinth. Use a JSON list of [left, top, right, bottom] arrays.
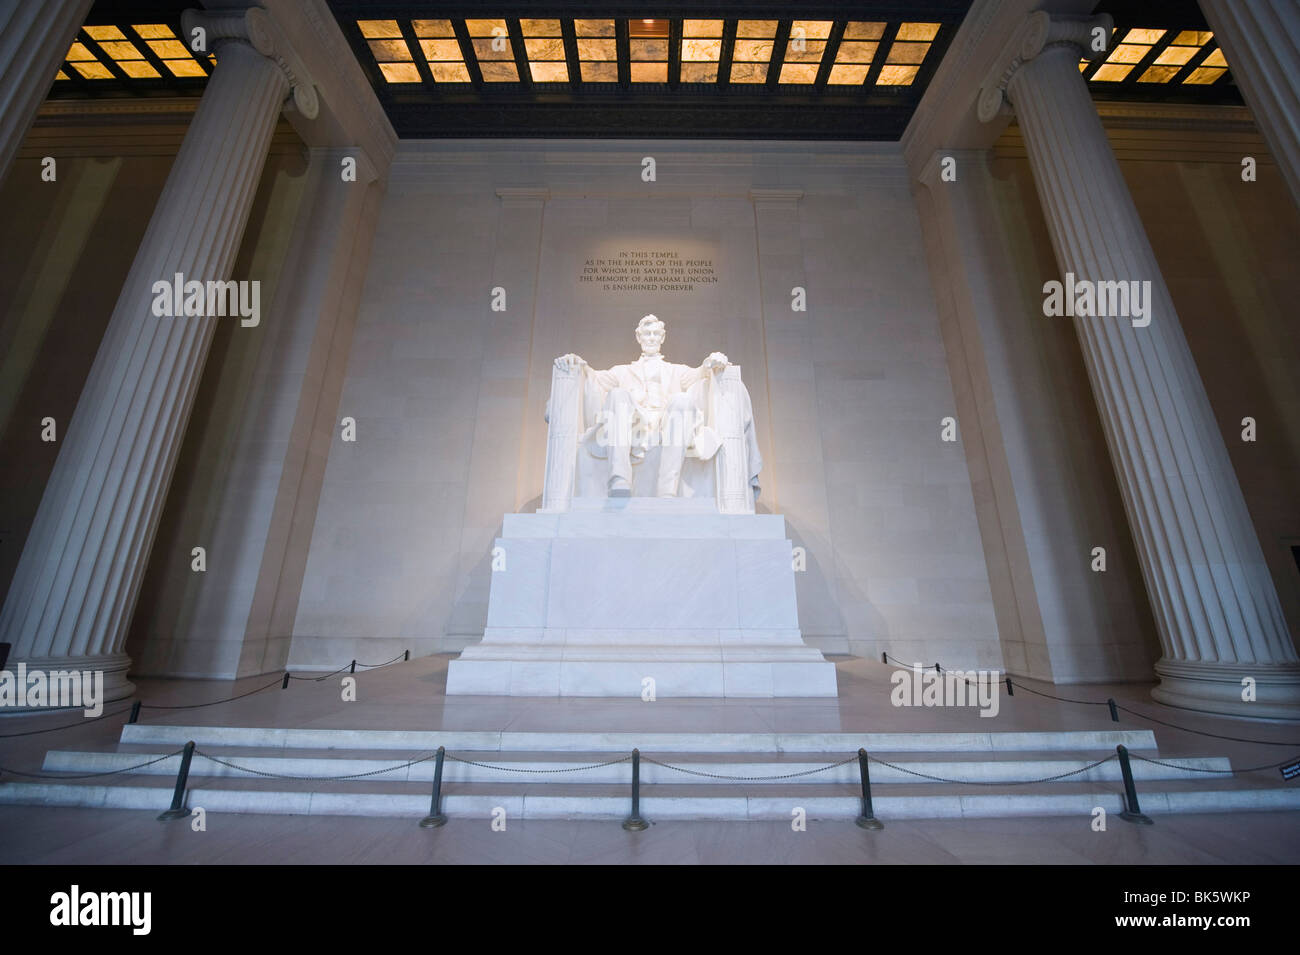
[[446, 499, 838, 697]]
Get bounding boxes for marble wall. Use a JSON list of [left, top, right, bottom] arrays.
[[289, 139, 1004, 670]]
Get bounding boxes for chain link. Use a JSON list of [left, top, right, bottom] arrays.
[[0, 749, 186, 780], [641, 754, 860, 781], [1128, 751, 1300, 775], [444, 753, 633, 774], [865, 752, 1119, 786], [195, 749, 439, 781]]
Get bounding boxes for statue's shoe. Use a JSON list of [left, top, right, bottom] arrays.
[[608, 476, 631, 497]]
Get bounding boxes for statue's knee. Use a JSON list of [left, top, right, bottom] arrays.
[[667, 393, 694, 412], [607, 388, 632, 406]]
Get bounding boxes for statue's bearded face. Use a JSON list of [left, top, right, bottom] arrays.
[[636, 319, 665, 355]]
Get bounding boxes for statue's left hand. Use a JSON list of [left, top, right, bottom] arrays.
[[703, 351, 729, 371]]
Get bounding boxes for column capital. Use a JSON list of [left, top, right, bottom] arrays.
[[182, 6, 318, 119], [977, 11, 1112, 123]]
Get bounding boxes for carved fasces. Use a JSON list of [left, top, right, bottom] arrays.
[[714, 365, 751, 514]]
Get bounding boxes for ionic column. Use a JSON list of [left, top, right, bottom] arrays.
[[0, 0, 93, 183], [978, 12, 1300, 718], [0, 7, 317, 701], [1199, 1, 1300, 210]]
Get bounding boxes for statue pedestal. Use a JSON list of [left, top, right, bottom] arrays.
[[446, 499, 838, 697]]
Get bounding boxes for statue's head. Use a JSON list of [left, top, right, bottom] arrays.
[[636, 314, 665, 355]]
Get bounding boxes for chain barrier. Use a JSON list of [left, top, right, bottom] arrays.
[[195, 749, 440, 781], [0, 652, 411, 737], [1128, 750, 1300, 775], [138, 675, 285, 710], [443, 753, 633, 774], [286, 663, 353, 683], [641, 753, 859, 781], [0, 749, 186, 780], [881, 650, 1300, 748], [0, 703, 136, 739], [865, 752, 1119, 786]]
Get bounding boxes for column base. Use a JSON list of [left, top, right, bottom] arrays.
[[1152, 657, 1300, 721], [0, 651, 134, 714]]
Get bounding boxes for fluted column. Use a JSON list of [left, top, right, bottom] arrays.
[[1199, 0, 1300, 211], [0, 0, 93, 183], [0, 7, 316, 701], [978, 12, 1300, 718]]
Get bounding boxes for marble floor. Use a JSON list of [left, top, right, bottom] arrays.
[[2, 654, 1298, 863]]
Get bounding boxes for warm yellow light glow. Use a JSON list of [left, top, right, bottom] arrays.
[[629, 39, 668, 61], [733, 40, 773, 61], [1092, 63, 1134, 82], [421, 39, 462, 60], [55, 69, 68, 80], [577, 39, 616, 60], [779, 64, 819, 84], [682, 39, 721, 62], [520, 19, 562, 37], [1107, 44, 1149, 64], [683, 20, 723, 38], [164, 59, 206, 77], [524, 38, 565, 60], [379, 62, 421, 82], [843, 22, 885, 40], [630, 62, 667, 82], [97, 41, 142, 59], [67, 42, 96, 61], [358, 20, 403, 39], [72, 61, 113, 79], [827, 64, 870, 84], [429, 62, 470, 82], [896, 23, 940, 42], [1124, 28, 1166, 44], [876, 65, 919, 85], [1154, 46, 1196, 66], [1202, 48, 1227, 67], [465, 19, 508, 37], [479, 62, 519, 82], [736, 20, 777, 39], [791, 21, 833, 40], [118, 60, 159, 78], [368, 39, 412, 62], [680, 63, 718, 82], [1138, 65, 1180, 83], [412, 20, 455, 38], [581, 62, 618, 81], [576, 19, 615, 37], [1183, 66, 1225, 84], [529, 61, 568, 82], [84, 25, 125, 41], [835, 41, 878, 63], [146, 39, 190, 59], [131, 24, 173, 39], [730, 63, 768, 83], [472, 38, 513, 61], [886, 42, 930, 65], [1173, 30, 1213, 46]]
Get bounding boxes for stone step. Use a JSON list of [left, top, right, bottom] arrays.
[[117, 724, 1160, 753], [35, 748, 1233, 785], [2, 776, 1297, 820]]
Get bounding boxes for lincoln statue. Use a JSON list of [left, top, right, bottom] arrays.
[[552, 314, 761, 501]]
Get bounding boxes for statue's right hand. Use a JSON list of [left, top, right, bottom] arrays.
[[555, 353, 587, 373]]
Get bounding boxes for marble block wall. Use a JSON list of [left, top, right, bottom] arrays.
[[290, 139, 1004, 670]]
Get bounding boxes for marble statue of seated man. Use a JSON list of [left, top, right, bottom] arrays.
[[554, 314, 740, 498]]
